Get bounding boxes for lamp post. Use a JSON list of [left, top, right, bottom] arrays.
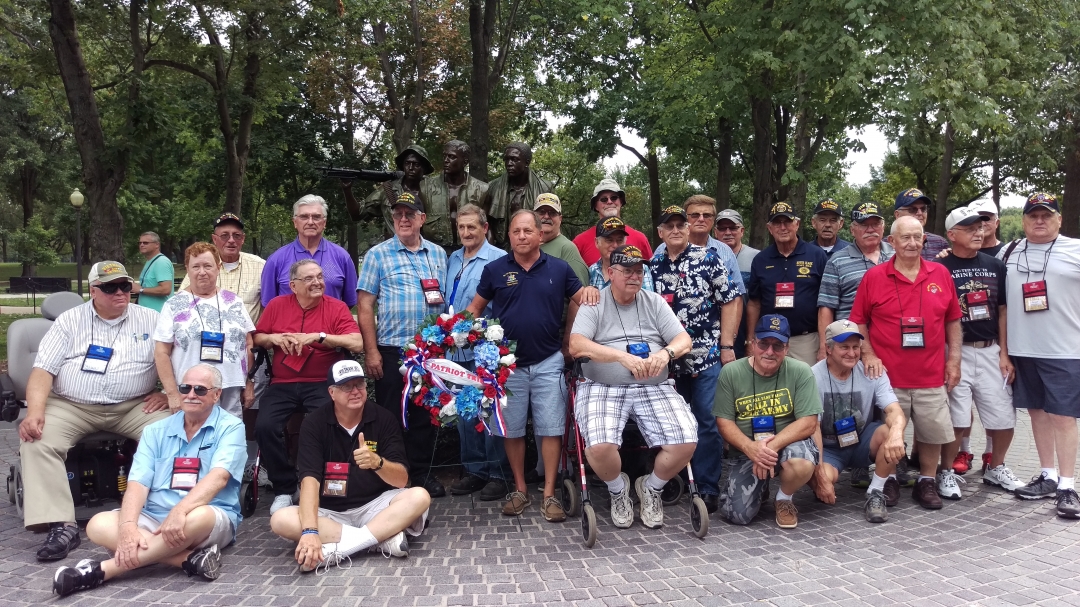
[[70, 188, 84, 296]]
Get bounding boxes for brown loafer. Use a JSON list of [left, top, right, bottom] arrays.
[[775, 499, 799, 529], [502, 491, 530, 516], [541, 496, 566, 522]]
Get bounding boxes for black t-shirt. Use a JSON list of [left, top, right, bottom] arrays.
[[297, 400, 409, 511], [982, 242, 1005, 257], [939, 252, 1007, 342]]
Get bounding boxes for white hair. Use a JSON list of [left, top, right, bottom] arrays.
[[293, 194, 329, 217], [185, 363, 223, 389]]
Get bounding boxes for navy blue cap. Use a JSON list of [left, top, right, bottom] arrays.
[[754, 314, 790, 343], [1023, 192, 1059, 215], [895, 188, 933, 210]]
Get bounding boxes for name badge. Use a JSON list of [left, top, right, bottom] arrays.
[[752, 416, 775, 441], [323, 462, 350, 497], [965, 290, 991, 321], [1022, 281, 1049, 312], [421, 278, 445, 305], [661, 293, 674, 305], [834, 416, 859, 448], [774, 282, 795, 308], [82, 344, 113, 374], [200, 331, 225, 363], [901, 316, 925, 348], [171, 457, 200, 490], [626, 342, 650, 359]]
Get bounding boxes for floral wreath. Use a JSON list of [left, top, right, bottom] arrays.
[[399, 310, 516, 433]]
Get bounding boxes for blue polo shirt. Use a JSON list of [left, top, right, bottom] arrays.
[[128, 406, 248, 536], [476, 252, 583, 367], [748, 238, 828, 335]]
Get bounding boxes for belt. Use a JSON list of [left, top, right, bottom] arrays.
[[963, 339, 997, 349]]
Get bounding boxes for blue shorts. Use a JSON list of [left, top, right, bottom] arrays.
[[498, 351, 566, 438], [822, 421, 882, 473]]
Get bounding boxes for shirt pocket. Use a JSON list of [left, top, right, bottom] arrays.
[[151, 456, 176, 491]]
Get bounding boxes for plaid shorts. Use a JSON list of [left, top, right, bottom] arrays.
[[573, 379, 698, 448]]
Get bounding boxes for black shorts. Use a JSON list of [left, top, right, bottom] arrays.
[[1012, 357, 1080, 418]]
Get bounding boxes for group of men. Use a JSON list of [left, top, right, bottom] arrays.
[[17, 132, 1080, 596]]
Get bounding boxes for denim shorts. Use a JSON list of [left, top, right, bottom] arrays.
[[822, 421, 882, 472], [498, 351, 566, 438]]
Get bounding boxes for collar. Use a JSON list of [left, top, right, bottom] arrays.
[[884, 256, 930, 285], [767, 238, 806, 258], [851, 240, 893, 260], [454, 240, 498, 263], [392, 234, 430, 253], [291, 237, 326, 253], [508, 250, 547, 270], [89, 300, 131, 323], [329, 402, 377, 427], [165, 405, 222, 440]]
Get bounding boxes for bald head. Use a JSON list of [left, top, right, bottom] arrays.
[[890, 215, 923, 237], [891, 216, 925, 262]]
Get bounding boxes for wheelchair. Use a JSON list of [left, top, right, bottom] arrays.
[[2, 292, 138, 523]]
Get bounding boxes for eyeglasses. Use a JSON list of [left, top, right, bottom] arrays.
[[138, 241, 155, 245], [94, 282, 133, 295], [295, 214, 325, 222], [902, 205, 929, 215], [536, 208, 560, 217], [392, 210, 419, 220], [660, 223, 689, 232], [178, 384, 213, 396], [755, 340, 787, 352], [215, 232, 245, 241], [291, 274, 325, 284], [715, 225, 741, 232], [687, 213, 716, 220], [597, 196, 621, 203], [612, 267, 645, 278], [334, 380, 366, 393]]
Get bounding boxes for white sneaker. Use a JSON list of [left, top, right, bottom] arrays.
[[609, 473, 634, 529], [635, 476, 664, 529], [269, 494, 294, 514], [983, 464, 1024, 491], [306, 543, 352, 575], [936, 469, 965, 500], [370, 531, 409, 558]]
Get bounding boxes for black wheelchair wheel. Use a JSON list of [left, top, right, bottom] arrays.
[[241, 481, 257, 517], [661, 474, 685, 507], [690, 496, 709, 538], [582, 503, 598, 548]]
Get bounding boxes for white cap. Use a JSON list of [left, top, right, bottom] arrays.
[[327, 360, 365, 386], [945, 206, 990, 231], [968, 199, 999, 217]]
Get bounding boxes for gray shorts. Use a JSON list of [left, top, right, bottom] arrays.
[[720, 438, 819, 526], [317, 488, 427, 537]]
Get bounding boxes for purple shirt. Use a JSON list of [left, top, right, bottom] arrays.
[[261, 237, 358, 307]]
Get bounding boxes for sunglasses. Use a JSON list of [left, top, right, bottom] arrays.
[[94, 282, 133, 295], [178, 384, 213, 396], [755, 340, 787, 352]]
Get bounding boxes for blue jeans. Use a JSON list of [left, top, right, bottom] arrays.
[[453, 359, 509, 481], [674, 361, 724, 496]]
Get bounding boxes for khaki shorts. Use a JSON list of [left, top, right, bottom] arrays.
[[894, 386, 954, 445], [317, 488, 427, 537], [786, 332, 820, 366], [137, 506, 235, 549]]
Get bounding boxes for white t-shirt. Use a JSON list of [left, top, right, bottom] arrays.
[[1000, 236, 1080, 359], [153, 289, 256, 388]]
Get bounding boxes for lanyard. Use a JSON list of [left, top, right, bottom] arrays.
[[826, 368, 855, 414], [88, 307, 129, 349], [750, 358, 782, 404], [611, 289, 645, 344], [1015, 238, 1057, 280], [141, 254, 166, 282], [404, 245, 434, 280], [890, 270, 924, 319], [193, 291, 223, 332], [181, 427, 211, 458], [449, 255, 478, 307]]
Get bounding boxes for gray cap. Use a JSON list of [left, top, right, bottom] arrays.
[[715, 209, 744, 227]]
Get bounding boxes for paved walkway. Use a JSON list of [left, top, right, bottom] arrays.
[[2, 411, 1080, 606]]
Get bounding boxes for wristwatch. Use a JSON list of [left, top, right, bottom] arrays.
[[375, 456, 384, 471], [664, 347, 676, 360], [318, 332, 327, 344]]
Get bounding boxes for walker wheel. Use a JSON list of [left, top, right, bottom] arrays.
[[661, 474, 684, 507], [690, 496, 709, 538], [241, 481, 257, 517], [561, 477, 581, 517], [582, 503, 598, 548]]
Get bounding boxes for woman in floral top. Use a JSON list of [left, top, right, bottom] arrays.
[[153, 242, 256, 417]]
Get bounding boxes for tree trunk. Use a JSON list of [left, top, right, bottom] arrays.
[[48, 0, 127, 261], [749, 77, 775, 250], [19, 163, 37, 277], [714, 117, 733, 209], [468, 0, 493, 181], [1062, 121, 1080, 239], [932, 121, 956, 236]]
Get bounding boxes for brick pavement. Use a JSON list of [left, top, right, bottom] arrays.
[[2, 411, 1080, 607]]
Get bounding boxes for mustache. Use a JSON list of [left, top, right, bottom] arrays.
[[540, 218, 554, 225]]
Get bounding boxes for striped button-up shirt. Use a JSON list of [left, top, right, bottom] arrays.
[[180, 252, 266, 322], [34, 301, 160, 405], [816, 241, 895, 320], [357, 235, 448, 347]]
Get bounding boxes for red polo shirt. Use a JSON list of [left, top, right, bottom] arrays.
[[848, 258, 961, 389], [572, 226, 653, 266], [255, 294, 360, 383]]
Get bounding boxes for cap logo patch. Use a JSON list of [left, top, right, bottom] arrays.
[[904, 188, 923, 198], [819, 200, 838, 210], [602, 217, 625, 230], [396, 192, 417, 204], [100, 262, 123, 275], [770, 317, 781, 329], [661, 205, 685, 215]]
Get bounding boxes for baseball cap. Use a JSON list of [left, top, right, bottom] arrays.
[[945, 206, 990, 231], [895, 188, 933, 210], [813, 199, 843, 216], [392, 192, 425, 213], [825, 319, 864, 343], [768, 201, 798, 222], [596, 216, 628, 238], [716, 209, 744, 227], [754, 314, 790, 343], [88, 261, 132, 284], [968, 199, 998, 216], [1023, 192, 1059, 215], [535, 193, 562, 213], [327, 360, 365, 387], [657, 205, 688, 225], [609, 245, 645, 267], [213, 213, 244, 230], [850, 202, 884, 223]]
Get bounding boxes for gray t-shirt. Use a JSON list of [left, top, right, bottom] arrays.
[[572, 288, 686, 385], [811, 360, 898, 446]]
